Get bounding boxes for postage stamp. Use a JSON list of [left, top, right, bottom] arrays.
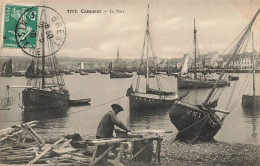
[[3, 4, 38, 48], [15, 6, 66, 57]]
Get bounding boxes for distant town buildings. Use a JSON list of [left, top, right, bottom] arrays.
[[1, 51, 260, 73]]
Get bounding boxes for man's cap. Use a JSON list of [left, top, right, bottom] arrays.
[[111, 104, 124, 111]]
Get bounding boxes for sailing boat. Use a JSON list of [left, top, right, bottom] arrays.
[[169, 9, 260, 143], [242, 35, 260, 109], [178, 19, 229, 89], [25, 60, 52, 78], [13, 8, 70, 112], [126, 5, 178, 110], [80, 62, 88, 75], [1, 58, 13, 77], [110, 48, 133, 78]]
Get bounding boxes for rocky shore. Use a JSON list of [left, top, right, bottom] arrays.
[[161, 137, 260, 166]]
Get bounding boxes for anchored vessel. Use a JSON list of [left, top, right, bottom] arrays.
[[169, 9, 260, 143], [8, 8, 70, 112], [127, 5, 178, 110], [178, 19, 229, 89], [110, 48, 133, 79]]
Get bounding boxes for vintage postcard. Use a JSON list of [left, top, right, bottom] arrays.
[[0, 0, 259, 165]]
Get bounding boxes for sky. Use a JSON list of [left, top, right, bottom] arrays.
[[0, 0, 260, 59]]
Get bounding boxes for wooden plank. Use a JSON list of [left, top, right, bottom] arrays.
[[89, 144, 115, 166], [52, 147, 78, 155], [132, 130, 173, 134], [57, 139, 72, 149], [22, 123, 45, 145], [0, 124, 37, 142], [91, 145, 98, 162], [86, 138, 127, 145], [26, 137, 64, 165]]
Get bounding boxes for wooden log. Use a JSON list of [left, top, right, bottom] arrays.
[[22, 123, 45, 145], [0, 124, 37, 142], [27, 137, 64, 165], [52, 147, 78, 156], [0, 121, 38, 137], [0, 147, 12, 151], [3, 155, 35, 161], [58, 139, 72, 149], [61, 154, 91, 163]]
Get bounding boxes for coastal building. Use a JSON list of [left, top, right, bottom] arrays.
[[204, 51, 219, 68]]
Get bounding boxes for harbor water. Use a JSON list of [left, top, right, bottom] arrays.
[[0, 73, 259, 144]]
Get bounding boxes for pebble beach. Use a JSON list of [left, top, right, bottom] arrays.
[[161, 137, 260, 166]]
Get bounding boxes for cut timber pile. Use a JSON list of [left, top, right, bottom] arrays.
[[0, 121, 93, 165]]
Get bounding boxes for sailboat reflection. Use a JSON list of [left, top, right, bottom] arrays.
[[242, 107, 260, 137], [22, 107, 69, 129], [127, 108, 169, 130]]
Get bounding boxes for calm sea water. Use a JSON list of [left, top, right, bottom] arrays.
[[0, 73, 259, 144]]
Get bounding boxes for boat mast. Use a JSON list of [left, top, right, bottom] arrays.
[[41, 9, 46, 89], [203, 9, 260, 106], [252, 33, 256, 97], [194, 18, 197, 79], [146, 4, 150, 90], [117, 47, 119, 71]]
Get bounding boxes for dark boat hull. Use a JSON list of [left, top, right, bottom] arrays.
[[80, 71, 88, 75], [22, 88, 70, 112], [242, 95, 260, 109], [68, 98, 91, 106], [228, 75, 239, 81], [169, 101, 222, 143], [128, 93, 177, 110], [110, 72, 133, 78], [178, 77, 230, 89]]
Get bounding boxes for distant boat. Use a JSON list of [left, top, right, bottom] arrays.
[[1, 58, 13, 77], [25, 60, 53, 78], [109, 48, 133, 79], [100, 70, 109, 74], [177, 19, 229, 89], [228, 75, 239, 81], [169, 9, 260, 143], [64, 70, 73, 75], [242, 32, 260, 109], [80, 62, 88, 75], [126, 5, 178, 110]]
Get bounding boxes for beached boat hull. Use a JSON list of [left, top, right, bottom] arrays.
[[178, 77, 230, 89], [110, 72, 133, 78], [127, 92, 177, 110], [22, 88, 70, 112], [242, 95, 260, 109], [169, 101, 222, 143]]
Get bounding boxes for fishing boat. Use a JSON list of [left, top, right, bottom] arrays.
[[1, 58, 13, 77], [177, 19, 229, 89], [242, 33, 260, 109], [126, 5, 178, 110], [228, 75, 239, 81], [8, 8, 70, 112], [110, 48, 133, 79], [25, 60, 53, 78], [80, 62, 88, 75], [169, 9, 260, 143]]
